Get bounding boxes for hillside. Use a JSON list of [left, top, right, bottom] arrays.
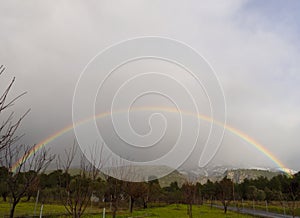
[[46, 165, 294, 187], [168, 167, 292, 185], [225, 168, 284, 183]]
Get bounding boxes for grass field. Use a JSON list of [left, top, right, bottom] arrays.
[[238, 200, 300, 216], [0, 201, 256, 217], [0, 201, 66, 217], [210, 200, 300, 217], [108, 204, 255, 218]]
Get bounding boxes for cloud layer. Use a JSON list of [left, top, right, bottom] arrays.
[[0, 0, 299, 170]]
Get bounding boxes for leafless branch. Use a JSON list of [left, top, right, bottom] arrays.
[[0, 65, 29, 152]]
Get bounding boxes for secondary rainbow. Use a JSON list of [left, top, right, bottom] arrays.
[[11, 107, 291, 175]]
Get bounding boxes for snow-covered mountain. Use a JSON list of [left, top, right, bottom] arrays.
[[177, 165, 298, 184]]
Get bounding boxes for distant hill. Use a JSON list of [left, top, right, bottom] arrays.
[[177, 166, 294, 184], [46, 165, 296, 187], [225, 169, 284, 183], [158, 169, 187, 187]]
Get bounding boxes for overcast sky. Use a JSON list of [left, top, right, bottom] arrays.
[[0, 0, 299, 171]]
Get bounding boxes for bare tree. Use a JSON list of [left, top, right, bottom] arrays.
[[4, 144, 54, 218], [103, 158, 143, 218], [103, 158, 127, 218], [279, 174, 300, 218], [105, 176, 124, 218], [0, 65, 29, 153], [124, 181, 148, 213], [182, 179, 197, 218], [58, 143, 105, 218], [143, 177, 162, 209], [0, 65, 51, 217], [216, 177, 234, 214]]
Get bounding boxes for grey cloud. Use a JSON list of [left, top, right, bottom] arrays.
[[0, 0, 299, 171]]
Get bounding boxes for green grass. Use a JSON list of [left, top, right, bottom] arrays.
[[0, 201, 66, 217], [85, 204, 255, 218], [224, 200, 300, 216], [0, 200, 102, 217], [0, 201, 255, 218]]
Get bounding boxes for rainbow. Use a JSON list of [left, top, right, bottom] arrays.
[[11, 107, 292, 175]]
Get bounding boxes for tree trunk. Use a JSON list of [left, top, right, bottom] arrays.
[[112, 207, 117, 218], [143, 199, 147, 209], [292, 201, 296, 218], [72, 213, 80, 218], [9, 202, 17, 218], [129, 196, 134, 213], [112, 199, 117, 218], [188, 204, 193, 218], [187, 204, 189, 215], [224, 205, 227, 214]]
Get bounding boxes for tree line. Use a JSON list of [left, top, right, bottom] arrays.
[[0, 162, 299, 218]]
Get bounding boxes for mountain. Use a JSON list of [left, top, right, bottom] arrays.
[[225, 168, 283, 183], [158, 169, 187, 187], [47, 165, 297, 187], [171, 165, 297, 185]]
